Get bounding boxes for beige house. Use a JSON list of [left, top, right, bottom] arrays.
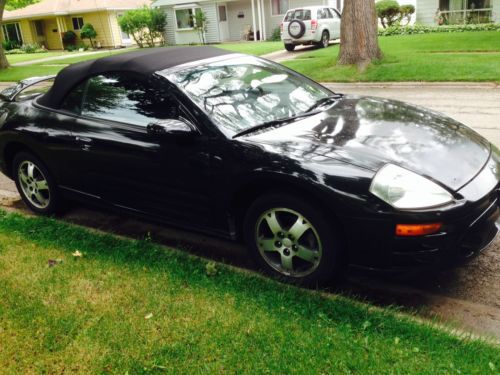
[[1, 0, 151, 50]]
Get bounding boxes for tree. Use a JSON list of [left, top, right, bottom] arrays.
[[193, 9, 208, 45], [118, 7, 167, 48], [80, 23, 98, 48], [376, 0, 400, 28], [337, 0, 382, 69], [0, 0, 39, 69]]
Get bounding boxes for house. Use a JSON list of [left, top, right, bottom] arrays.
[[152, 0, 343, 44], [1, 0, 151, 50], [416, 0, 500, 25]]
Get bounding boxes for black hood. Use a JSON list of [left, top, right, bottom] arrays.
[[244, 96, 491, 191]]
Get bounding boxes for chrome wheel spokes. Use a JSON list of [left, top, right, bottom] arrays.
[[18, 161, 50, 209], [256, 208, 322, 277]]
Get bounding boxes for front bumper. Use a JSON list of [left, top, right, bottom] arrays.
[[344, 154, 499, 275]]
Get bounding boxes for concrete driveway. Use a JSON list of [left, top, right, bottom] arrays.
[[0, 83, 499, 340]]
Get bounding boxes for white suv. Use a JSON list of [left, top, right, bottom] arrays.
[[280, 6, 341, 51]]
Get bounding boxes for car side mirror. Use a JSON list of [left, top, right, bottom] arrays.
[[146, 118, 197, 139]]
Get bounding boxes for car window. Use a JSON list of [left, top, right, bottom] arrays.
[[164, 56, 332, 136], [284, 9, 311, 21], [15, 78, 55, 102], [317, 8, 329, 19], [60, 81, 86, 114], [79, 74, 179, 126], [330, 8, 341, 19]]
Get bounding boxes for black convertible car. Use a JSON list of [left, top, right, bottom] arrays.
[[0, 47, 498, 284]]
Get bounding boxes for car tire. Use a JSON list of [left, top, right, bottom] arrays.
[[284, 44, 296, 52], [319, 30, 330, 48], [13, 151, 63, 215], [244, 193, 344, 286], [288, 19, 306, 39]]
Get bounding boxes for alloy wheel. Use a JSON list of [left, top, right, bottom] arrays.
[[18, 160, 50, 209], [255, 208, 323, 277]]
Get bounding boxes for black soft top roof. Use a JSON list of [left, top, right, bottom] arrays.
[[37, 46, 231, 109]]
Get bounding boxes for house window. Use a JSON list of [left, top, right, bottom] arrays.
[[175, 8, 202, 29], [72, 17, 84, 30], [2, 23, 23, 45], [271, 0, 289, 16]]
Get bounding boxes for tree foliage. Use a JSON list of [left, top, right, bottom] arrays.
[[376, 0, 416, 28], [118, 6, 166, 48], [80, 23, 98, 48], [5, 0, 38, 10], [193, 9, 208, 45]]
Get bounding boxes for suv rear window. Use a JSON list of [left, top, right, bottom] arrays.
[[284, 9, 311, 21]]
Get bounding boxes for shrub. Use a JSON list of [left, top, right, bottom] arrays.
[[194, 9, 208, 44], [80, 23, 98, 48], [20, 42, 40, 53], [2, 40, 20, 51], [62, 30, 77, 47], [270, 26, 281, 41], [378, 23, 500, 36], [376, 0, 401, 28]]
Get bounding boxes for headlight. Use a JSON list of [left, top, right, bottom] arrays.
[[369, 164, 453, 209]]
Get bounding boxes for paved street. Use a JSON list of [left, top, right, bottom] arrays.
[[0, 82, 499, 339]]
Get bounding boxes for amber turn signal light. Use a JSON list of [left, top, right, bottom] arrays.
[[395, 223, 442, 237]]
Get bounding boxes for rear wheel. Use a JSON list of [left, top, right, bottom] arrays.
[[319, 30, 330, 48], [244, 193, 343, 286], [284, 44, 296, 52], [13, 152, 63, 215]]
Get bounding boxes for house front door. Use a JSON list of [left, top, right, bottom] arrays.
[[218, 4, 230, 41]]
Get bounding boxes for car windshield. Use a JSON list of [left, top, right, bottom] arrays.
[[162, 55, 332, 136], [285, 9, 312, 21]]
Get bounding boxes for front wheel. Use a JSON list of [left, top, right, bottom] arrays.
[[13, 152, 63, 215], [284, 43, 295, 52], [244, 193, 343, 286]]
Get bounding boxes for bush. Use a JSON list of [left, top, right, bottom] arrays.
[[62, 30, 77, 48], [2, 40, 20, 51], [378, 23, 500, 36], [376, 0, 401, 28], [20, 43, 41, 53], [80, 23, 98, 48], [270, 26, 281, 41]]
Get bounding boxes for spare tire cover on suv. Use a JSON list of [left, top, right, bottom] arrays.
[[288, 19, 306, 39]]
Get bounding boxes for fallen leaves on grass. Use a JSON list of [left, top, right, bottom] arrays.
[[48, 259, 63, 267]]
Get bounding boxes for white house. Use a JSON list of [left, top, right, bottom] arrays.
[[152, 0, 343, 44], [416, 0, 500, 25]]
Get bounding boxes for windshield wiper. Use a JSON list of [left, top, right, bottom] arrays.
[[304, 94, 343, 113], [233, 111, 318, 139]]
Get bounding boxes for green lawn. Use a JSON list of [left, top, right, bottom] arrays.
[[284, 31, 500, 82], [217, 41, 283, 56], [0, 210, 498, 373], [6, 51, 68, 64]]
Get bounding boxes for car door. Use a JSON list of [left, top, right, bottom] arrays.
[[62, 73, 216, 229], [328, 8, 341, 39]]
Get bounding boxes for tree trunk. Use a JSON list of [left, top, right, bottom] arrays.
[[337, 0, 382, 69], [0, 0, 10, 69]]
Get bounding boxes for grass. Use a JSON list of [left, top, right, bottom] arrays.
[[0, 210, 498, 373], [217, 41, 283, 56], [283, 31, 500, 82], [6, 51, 68, 64]]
